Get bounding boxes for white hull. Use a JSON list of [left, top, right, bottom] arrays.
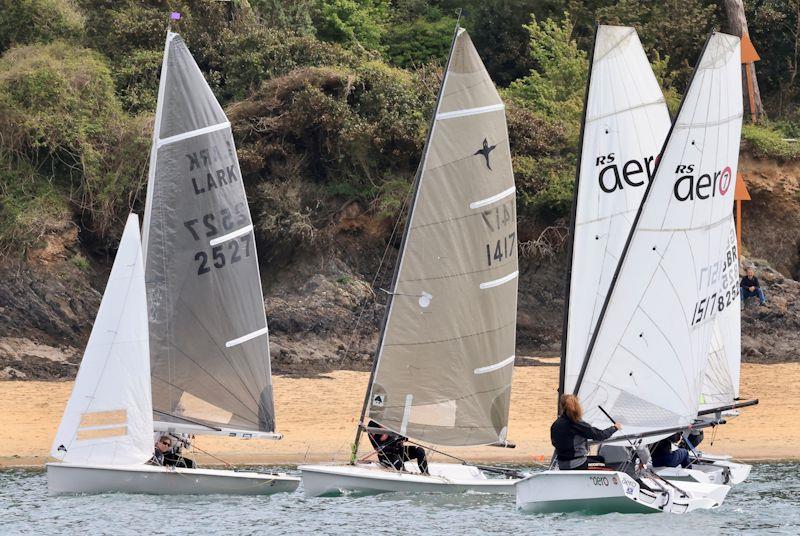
[[515, 470, 729, 515], [47, 462, 300, 496], [695, 453, 751, 485], [656, 457, 751, 486], [299, 462, 518, 497]]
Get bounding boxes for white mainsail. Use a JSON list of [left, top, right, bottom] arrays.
[[51, 214, 153, 466], [142, 32, 277, 437], [561, 26, 671, 396], [699, 220, 741, 411], [574, 32, 743, 439], [364, 28, 518, 446]]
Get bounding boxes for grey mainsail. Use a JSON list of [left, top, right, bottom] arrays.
[[366, 28, 518, 446], [143, 32, 275, 434]]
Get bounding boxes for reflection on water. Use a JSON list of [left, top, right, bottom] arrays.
[[1, 463, 798, 535]]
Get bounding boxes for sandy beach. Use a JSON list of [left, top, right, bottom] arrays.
[[1, 361, 797, 468]]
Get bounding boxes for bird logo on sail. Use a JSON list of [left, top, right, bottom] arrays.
[[372, 394, 385, 407], [474, 138, 497, 170]]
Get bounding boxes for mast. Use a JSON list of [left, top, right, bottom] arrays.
[[557, 23, 597, 408], [572, 32, 716, 397], [350, 11, 462, 461]]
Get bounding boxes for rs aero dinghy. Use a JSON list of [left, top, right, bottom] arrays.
[[550, 22, 754, 489], [516, 28, 743, 514], [300, 22, 521, 497], [46, 31, 299, 495]]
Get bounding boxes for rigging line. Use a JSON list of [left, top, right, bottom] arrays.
[[383, 319, 514, 348], [151, 376, 259, 428], [153, 341, 261, 424], [402, 263, 508, 283], [175, 295, 263, 408], [574, 207, 638, 227]]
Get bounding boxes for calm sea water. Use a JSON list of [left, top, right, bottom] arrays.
[[1, 463, 798, 535]]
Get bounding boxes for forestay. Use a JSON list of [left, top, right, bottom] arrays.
[[51, 215, 153, 465], [699, 219, 741, 411], [366, 29, 518, 446], [143, 33, 275, 434], [575, 33, 743, 439], [562, 26, 671, 396]]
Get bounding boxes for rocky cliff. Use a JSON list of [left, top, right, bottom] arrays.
[[1, 153, 798, 379]]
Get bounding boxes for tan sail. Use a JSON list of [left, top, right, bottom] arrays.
[[367, 29, 518, 446]]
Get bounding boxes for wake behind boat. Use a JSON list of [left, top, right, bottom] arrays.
[[301, 21, 521, 497]]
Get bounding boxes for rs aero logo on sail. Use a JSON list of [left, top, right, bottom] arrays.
[[594, 152, 657, 193], [672, 164, 733, 201]]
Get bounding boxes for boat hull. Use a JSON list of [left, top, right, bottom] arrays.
[[299, 462, 517, 497], [515, 470, 728, 515], [46, 462, 300, 496]]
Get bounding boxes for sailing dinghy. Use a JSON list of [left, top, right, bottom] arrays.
[[300, 24, 520, 497], [48, 31, 300, 494], [516, 28, 742, 514]]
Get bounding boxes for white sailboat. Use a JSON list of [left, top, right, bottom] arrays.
[[300, 23, 521, 497], [516, 28, 743, 514], [47, 31, 300, 494]]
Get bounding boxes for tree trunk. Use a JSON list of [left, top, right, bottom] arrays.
[[724, 0, 766, 121]]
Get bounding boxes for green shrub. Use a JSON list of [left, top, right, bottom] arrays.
[[0, 0, 84, 53], [505, 13, 587, 127], [742, 123, 800, 161], [0, 162, 71, 253], [384, 14, 454, 68], [312, 0, 389, 52], [0, 42, 149, 242]]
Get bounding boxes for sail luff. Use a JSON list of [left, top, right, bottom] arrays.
[[142, 31, 174, 260], [558, 24, 597, 404], [573, 32, 716, 398], [353, 20, 463, 455]]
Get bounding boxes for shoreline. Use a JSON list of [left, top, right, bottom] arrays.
[[1, 362, 798, 468]]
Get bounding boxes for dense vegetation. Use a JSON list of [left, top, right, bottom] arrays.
[[0, 0, 798, 256]]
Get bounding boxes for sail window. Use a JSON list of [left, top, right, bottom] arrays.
[[474, 355, 515, 375], [156, 121, 230, 148], [409, 400, 457, 427], [209, 224, 253, 246], [436, 103, 505, 120], [400, 394, 413, 435], [469, 186, 516, 210], [479, 270, 518, 290]]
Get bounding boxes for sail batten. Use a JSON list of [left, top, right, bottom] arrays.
[[144, 33, 275, 434], [366, 29, 517, 447]]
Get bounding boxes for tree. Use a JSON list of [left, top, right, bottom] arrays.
[[724, 0, 766, 121]]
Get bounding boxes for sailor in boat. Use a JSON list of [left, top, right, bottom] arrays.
[[149, 435, 196, 468], [367, 420, 429, 475], [551, 394, 621, 470], [651, 432, 691, 469], [150, 435, 172, 466]]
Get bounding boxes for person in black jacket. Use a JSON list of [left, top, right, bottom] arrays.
[[651, 432, 691, 468], [367, 420, 429, 475], [551, 394, 621, 470], [740, 266, 766, 306]]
